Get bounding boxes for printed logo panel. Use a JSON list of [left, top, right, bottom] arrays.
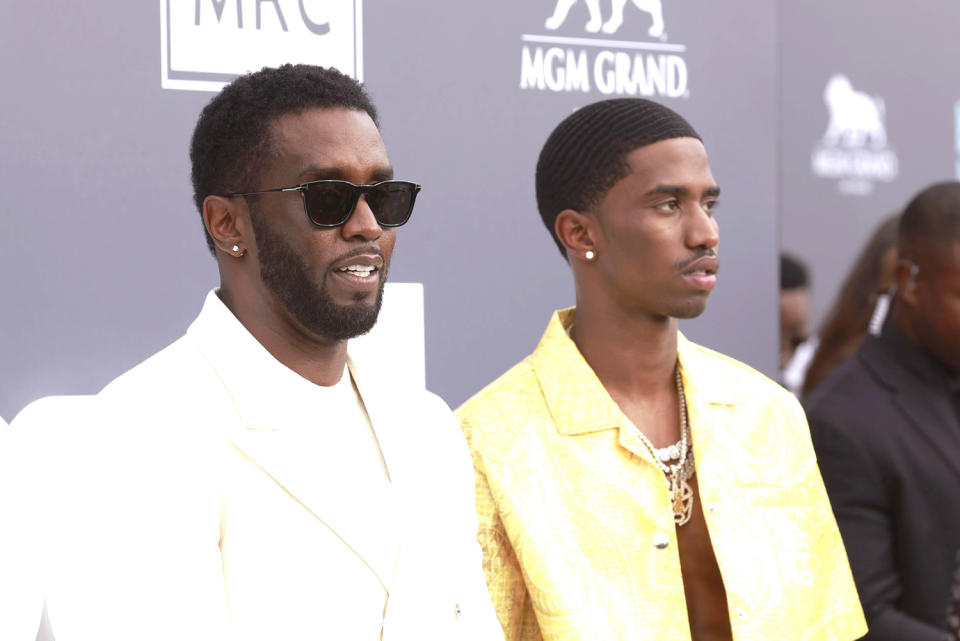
[[520, 0, 689, 98], [161, 0, 362, 92], [811, 74, 898, 196]]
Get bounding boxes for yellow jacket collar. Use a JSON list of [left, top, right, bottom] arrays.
[[531, 308, 739, 436]]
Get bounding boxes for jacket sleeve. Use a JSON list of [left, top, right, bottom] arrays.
[[421, 395, 505, 641], [459, 414, 542, 641], [809, 413, 947, 641], [776, 394, 867, 641]]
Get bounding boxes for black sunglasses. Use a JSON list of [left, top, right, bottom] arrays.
[[229, 179, 421, 228]]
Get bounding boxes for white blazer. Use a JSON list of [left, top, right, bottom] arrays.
[[1, 292, 503, 641]]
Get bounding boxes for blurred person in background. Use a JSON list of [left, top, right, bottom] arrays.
[[780, 253, 814, 395], [806, 182, 960, 641], [801, 215, 899, 398]]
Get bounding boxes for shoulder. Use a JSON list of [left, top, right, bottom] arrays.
[[804, 352, 885, 432], [412, 389, 461, 437], [12, 334, 234, 448], [98, 335, 233, 425], [683, 338, 796, 405], [419, 390, 474, 468], [455, 357, 539, 428], [12, 394, 101, 427], [100, 335, 210, 399], [683, 339, 773, 382], [455, 356, 561, 474], [682, 339, 815, 452], [9, 395, 104, 458]]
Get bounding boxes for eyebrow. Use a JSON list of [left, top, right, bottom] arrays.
[[296, 165, 395, 183], [644, 184, 721, 198]]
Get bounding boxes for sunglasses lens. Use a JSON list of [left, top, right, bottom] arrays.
[[366, 182, 418, 227], [302, 181, 419, 227], [304, 182, 357, 226]]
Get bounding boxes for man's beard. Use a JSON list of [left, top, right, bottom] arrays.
[[250, 210, 387, 341]]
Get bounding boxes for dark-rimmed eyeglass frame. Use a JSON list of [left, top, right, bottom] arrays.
[[228, 179, 421, 228]]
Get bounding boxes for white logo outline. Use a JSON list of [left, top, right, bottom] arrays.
[[810, 73, 898, 196], [160, 0, 363, 92], [544, 0, 665, 37], [821, 74, 887, 149]]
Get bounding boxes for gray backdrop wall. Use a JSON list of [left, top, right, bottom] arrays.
[[780, 2, 960, 329], [5, 1, 951, 420]]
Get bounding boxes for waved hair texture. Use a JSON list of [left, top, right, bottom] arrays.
[[535, 98, 701, 258], [190, 64, 379, 254]]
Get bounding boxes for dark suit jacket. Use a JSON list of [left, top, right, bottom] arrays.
[[946, 551, 960, 640], [806, 321, 960, 641]]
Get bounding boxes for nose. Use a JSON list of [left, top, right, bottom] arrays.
[[341, 195, 382, 241], [686, 204, 719, 250]]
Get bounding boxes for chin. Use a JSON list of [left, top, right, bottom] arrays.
[[669, 300, 709, 319]]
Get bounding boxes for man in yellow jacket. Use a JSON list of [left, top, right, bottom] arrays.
[[456, 98, 866, 641]]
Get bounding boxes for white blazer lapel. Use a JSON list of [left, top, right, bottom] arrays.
[[346, 355, 421, 595], [347, 356, 409, 486], [189, 291, 402, 592], [227, 425, 398, 591]]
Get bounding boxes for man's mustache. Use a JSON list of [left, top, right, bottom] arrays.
[[675, 248, 718, 272]]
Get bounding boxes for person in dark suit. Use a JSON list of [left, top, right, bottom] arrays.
[[806, 181, 960, 641]]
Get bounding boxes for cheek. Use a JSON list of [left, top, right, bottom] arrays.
[[939, 297, 960, 339], [380, 230, 398, 261], [919, 289, 960, 345], [300, 233, 340, 269]]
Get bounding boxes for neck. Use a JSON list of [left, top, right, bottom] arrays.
[[571, 295, 679, 402], [891, 298, 960, 375], [218, 282, 348, 387]]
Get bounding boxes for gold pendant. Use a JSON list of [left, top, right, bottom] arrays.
[[670, 474, 694, 526]]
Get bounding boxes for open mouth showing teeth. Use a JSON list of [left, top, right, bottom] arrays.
[[338, 265, 378, 277]]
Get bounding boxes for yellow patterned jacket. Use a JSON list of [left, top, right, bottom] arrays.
[[456, 309, 867, 641]]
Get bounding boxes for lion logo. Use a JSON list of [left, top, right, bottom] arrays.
[[822, 74, 887, 149], [544, 0, 665, 37]]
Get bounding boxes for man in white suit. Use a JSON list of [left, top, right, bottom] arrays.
[[2, 64, 502, 641]]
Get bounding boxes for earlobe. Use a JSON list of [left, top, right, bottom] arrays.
[[906, 264, 919, 292], [555, 209, 598, 262], [896, 260, 920, 305], [203, 195, 249, 257]]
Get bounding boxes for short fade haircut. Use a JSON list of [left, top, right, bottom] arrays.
[[535, 98, 701, 257], [190, 64, 379, 254], [898, 181, 960, 263]]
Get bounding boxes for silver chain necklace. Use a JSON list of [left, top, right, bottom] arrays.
[[623, 365, 695, 526], [564, 325, 694, 525]]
